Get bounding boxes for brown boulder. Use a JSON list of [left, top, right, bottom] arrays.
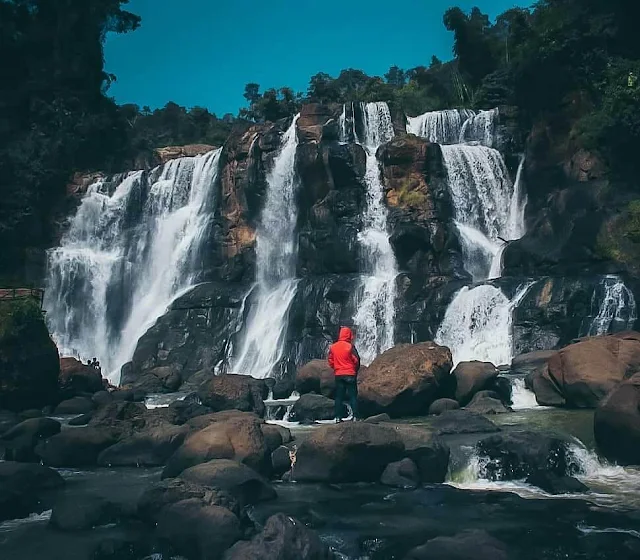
[[163, 413, 270, 478], [530, 333, 640, 408], [428, 398, 460, 415], [59, 357, 104, 396], [197, 374, 267, 416], [295, 359, 335, 398], [594, 373, 640, 465], [452, 361, 498, 405], [297, 103, 334, 143], [358, 342, 453, 417]]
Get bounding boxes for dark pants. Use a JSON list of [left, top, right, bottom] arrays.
[[335, 375, 358, 420]]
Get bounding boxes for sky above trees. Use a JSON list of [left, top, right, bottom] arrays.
[[104, 0, 533, 115]]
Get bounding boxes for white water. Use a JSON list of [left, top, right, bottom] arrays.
[[231, 116, 301, 378], [45, 149, 222, 384], [406, 109, 475, 144], [351, 102, 399, 365], [587, 275, 637, 336], [510, 377, 541, 410], [436, 283, 532, 368], [459, 108, 498, 147]]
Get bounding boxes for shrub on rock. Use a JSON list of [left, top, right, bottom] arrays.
[[358, 342, 453, 417], [197, 374, 268, 416], [295, 359, 335, 398], [223, 513, 333, 560], [452, 361, 498, 405], [594, 373, 640, 465]]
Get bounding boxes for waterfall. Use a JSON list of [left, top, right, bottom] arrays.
[[458, 108, 498, 147], [587, 275, 637, 336], [44, 149, 222, 384], [435, 283, 532, 368], [406, 109, 475, 144], [350, 102, 399, 365], [231, 116, 301, 379]]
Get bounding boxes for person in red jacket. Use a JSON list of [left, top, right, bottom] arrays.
[[328, 326, 361, 422]]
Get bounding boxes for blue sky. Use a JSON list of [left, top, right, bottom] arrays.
[[105, 0, 533, 116]]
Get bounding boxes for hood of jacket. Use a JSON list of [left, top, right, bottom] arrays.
[[338, 327, 353, 343]]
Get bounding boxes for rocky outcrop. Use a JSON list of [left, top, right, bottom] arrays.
[[59, 357, 104, 397], [358, 342, 453, 417], [594, 373, 640, 465], [528, 332, 640, 407], [155, 144, 217, 164], [0, 298, 60, 412]]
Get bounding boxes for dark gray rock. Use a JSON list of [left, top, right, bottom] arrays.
[[428, 398, 460, 415], [406, 529, 509, 560], [54, 396, 94, 415], [525, 470, 589, 494], [466, 392, 511, 414], [50, 495, 121, 531], [35, 428, 117, 467], [0, 417, 61, 462], [289, 393, 338, 423], [431, 410, 500, 435], [380, 458, 420, 489], [271, 445, 292, 478]]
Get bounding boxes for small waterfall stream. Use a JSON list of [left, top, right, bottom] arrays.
[[587, 275, 637, 336], [231, 116, 301, 379], [44, 149, 222, 384]]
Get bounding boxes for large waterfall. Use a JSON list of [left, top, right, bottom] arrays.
[[408, 107, 528, 366], [350, 102, 399, 365], [45, 149, 222, 384], [230, 116, 301, 379], [587, 275, 637, 336]]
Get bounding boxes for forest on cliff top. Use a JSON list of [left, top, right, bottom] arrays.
[[0, 0, 639, 283]]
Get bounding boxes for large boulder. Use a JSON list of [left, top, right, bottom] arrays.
[[466, 391, 511, 414], [428, 398, 460, 416], [197, 374, 268, 416], [88, 401, 148, 438], [35, 428, 117, 467], [358, 342, 453, 417], [59, 357, 104, 396], [156, 498, 241, 560], [0, 409, 20, 434], [510, 350, 555, 377], [179, 459, 276, 505], [98, 423, 189, 467], [50, 495, 121, 531], [380, 458, 420, 489], [0, 461, 65, 522], [0, 298, 60, 412], [525, 470, 588, 495], [452, 361, 499, 405], [293, 422, 405, 482], [476, 431, 574, 480], [530, 333, 640, 408], [223, 513, 333, 560], [163, 412, 270, 478], [295, 359, 335, 398], [137, 478, 240, 525], [0, 417, 61, 461], [391, 424, 450, 483], [594, 373, 640, 465], [54, 396, 94, 415], [405, 529, 509, 560], [289, 393, 337, 423]]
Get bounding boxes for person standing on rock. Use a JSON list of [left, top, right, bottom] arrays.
[[328, 326, 361, 422]]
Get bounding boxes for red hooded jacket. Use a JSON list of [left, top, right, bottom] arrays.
[[328, 327, 361, 376]]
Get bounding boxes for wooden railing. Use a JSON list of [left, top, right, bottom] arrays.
[[0, 288, 45, 309]]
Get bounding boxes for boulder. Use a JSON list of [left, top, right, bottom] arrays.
[[476, 431, 573, 480], [35, 428, 117, 467], [594, 373, 640, 465], [452, 361, 499, 405], [466, 391, 511, 414], [198, 374, 267, 416], [295, 359, 335, 398], [68, 412, 93, 426], [179, 459, 276, 506], [431, 410, 500, 435], [525, 470, 589, 495], [137, 478, 240, 525], [271, 446, 293, 478], [0, 409, 19, 435], [261, 423, 291, 452], [54, 396, 94, 415], [0, 417, 61, 461], [166, 398, 212, 425], [380, 458, 420, 489], [223, 513, 332, 560], [364, 413, 392, 423], [289, 393, 338, 423], [130, 366, 182, 394], [358, 342, 453, 417], [88, 401, 148, 438], [0, 298, 60, 412], [163, 413, 270, 478], [0, 461, 64, 522], [391, 424, 450, 483], [489, 376, 513, 405], [98, 423, 189, 467], [92, 390, 113, 408], [292, 422, 404, 482], [59, 357, 104, 396], [428, 398, 460, 415], [156, 498, 241, 560], [530, 333, 640, 408], [405, 529, 509, 560], [50, 495, 121, 531], [511, 350, 555, 377]]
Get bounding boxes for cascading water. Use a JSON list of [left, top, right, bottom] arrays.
[[587, 275, 637, 336], [231, 116, 301, 379], [45, 149, 222, 384], [458, 108, 498, 147], [351, 102, 399, 365], [406, 109, 475, 144]]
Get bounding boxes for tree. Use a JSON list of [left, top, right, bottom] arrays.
[[385, 65, 406, 87]]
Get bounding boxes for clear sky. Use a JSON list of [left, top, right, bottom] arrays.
[[105, 0, 533, 116]]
